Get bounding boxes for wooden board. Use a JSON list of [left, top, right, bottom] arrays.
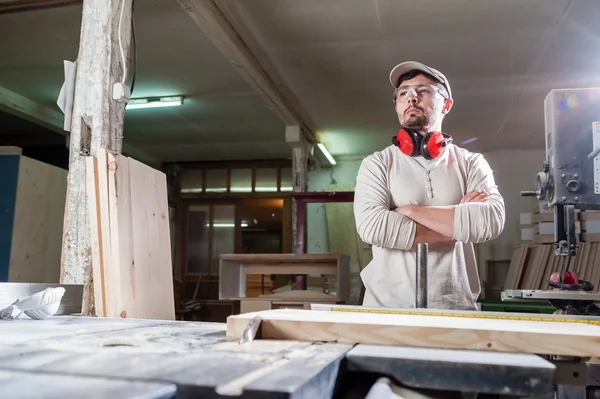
[[227, 308, 600, 357], [87, 151, 175, 320], [8, 156, 67, 284], [503, 244, 529, 289]]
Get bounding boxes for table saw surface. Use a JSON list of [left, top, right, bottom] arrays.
[[0, 315, 556, 399], [0, 316, 350, 399]]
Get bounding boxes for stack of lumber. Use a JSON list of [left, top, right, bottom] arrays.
[[510, 198, 600, 290], [504, 242, 600, 290], [580, 210, 600, 242], [86, 149, 175, 320], [517, 198, 600, 245], [518, 198, 581, 245]]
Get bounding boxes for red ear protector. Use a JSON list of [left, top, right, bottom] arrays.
[[392, 128, 453, 160]]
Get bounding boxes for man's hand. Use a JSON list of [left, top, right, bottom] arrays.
[[410, 223, 455, 251], [393, 189, 489, 246], [394, 205, 456, 247], [459, 189, 488, 204]]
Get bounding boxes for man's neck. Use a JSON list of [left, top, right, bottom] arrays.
[[413, 124, 443, 136]]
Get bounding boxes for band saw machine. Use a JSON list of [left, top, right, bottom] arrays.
[[503, 87, 600, 314]]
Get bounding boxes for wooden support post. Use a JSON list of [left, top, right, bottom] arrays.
[[60, 0, 133, 315], [286, 126, 309, 290], [164, 163, 182, 280]]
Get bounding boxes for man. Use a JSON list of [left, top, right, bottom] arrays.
[[353, 61, 505, 310]]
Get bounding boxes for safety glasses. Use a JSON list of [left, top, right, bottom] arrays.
[[396, 84, 448, 101]]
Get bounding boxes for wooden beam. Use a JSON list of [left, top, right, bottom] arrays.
[[0, 87, 63, 133], [60, 0, 136, 315], [286, 126, 308, 256], [177, 0, 318, 146], [0, 86, 160, 167], [227, 308, 600, 357], [0, 0, 81, 15]]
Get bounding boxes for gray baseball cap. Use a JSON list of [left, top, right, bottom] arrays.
[[389, 61, 452, 98]]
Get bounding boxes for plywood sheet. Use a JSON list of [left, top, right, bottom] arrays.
[[127, 157, 174, 320], [87, 151, 175, 320], [227, 309, 600, 357], [9, 156, 67, 283]]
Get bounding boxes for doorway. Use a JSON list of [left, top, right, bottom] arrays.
[[239, 197, 291, 296], [240, 197, 284, 254]]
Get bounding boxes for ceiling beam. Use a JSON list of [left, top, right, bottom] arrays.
[[0, 86, 161, 167], [177, 0, 319, 147], [0, 0, 81, 15]]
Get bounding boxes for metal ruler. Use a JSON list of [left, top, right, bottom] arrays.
[[310, 303, 600, 326]]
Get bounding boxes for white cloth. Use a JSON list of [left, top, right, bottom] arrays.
[[354, 144, 505, 310]]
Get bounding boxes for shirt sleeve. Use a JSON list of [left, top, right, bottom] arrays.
[[452, 153, 506, 243], [353, 154, 416, 250]]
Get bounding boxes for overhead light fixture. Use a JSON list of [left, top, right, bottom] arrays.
[[317, 142, 336, 165], [126, 96, 184, 110], [205, 223, 249, 228]]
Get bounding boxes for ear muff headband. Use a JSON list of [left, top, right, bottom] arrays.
[[392, 129, 453, 159]]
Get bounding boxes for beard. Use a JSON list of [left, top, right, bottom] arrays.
[[402, 113, 429, 129]]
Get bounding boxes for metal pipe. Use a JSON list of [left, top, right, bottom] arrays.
[[415, 243, 428, 308]]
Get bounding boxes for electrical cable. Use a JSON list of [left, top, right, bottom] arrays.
[[118, 0, 127, 84], [130, 0, 137, 95]]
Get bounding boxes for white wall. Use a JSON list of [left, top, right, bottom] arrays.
[[306, 158, 361, 255], [306, 149, 546, 269]]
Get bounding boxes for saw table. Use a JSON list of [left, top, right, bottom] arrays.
[[0, 314, 558, 399]]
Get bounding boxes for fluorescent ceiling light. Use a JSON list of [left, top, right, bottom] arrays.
[[205, 223, 249, 228], [126, 96, 183, 110], [317, 142, 336, 165]]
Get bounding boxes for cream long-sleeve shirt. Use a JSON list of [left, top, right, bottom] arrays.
[[354, 143, 505, 310]]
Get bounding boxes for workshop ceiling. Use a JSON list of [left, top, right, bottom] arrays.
[[0, 0, 599, 164]]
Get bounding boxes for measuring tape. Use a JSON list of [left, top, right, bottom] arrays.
[[319, 305, 600, 327]]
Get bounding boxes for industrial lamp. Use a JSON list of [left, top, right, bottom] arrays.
[[126, 96, 184, 110]]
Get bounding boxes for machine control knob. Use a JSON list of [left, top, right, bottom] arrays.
[[566, 180, 581, 193], [535, 172, 549, 200], [520, 172, 550, 201]]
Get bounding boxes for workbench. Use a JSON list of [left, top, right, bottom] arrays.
[[0, 315, 558, 398]]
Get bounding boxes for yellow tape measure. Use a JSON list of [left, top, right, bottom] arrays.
[[327, 306, 600, 326]]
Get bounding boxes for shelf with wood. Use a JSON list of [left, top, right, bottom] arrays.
[[219, 253, 350, 313]]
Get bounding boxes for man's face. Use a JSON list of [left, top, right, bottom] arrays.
[[394, 74, 451, 132]]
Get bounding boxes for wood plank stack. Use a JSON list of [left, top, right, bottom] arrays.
[[509, 198, 600, 290], [504, 242, 600, 290], [86, 149, 175, 320], [580, 210, 600, 243], [518, 199, 581, 245]]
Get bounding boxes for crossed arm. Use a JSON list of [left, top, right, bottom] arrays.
[[396, 190, 488, 249], [353, 153, 505, 251]]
